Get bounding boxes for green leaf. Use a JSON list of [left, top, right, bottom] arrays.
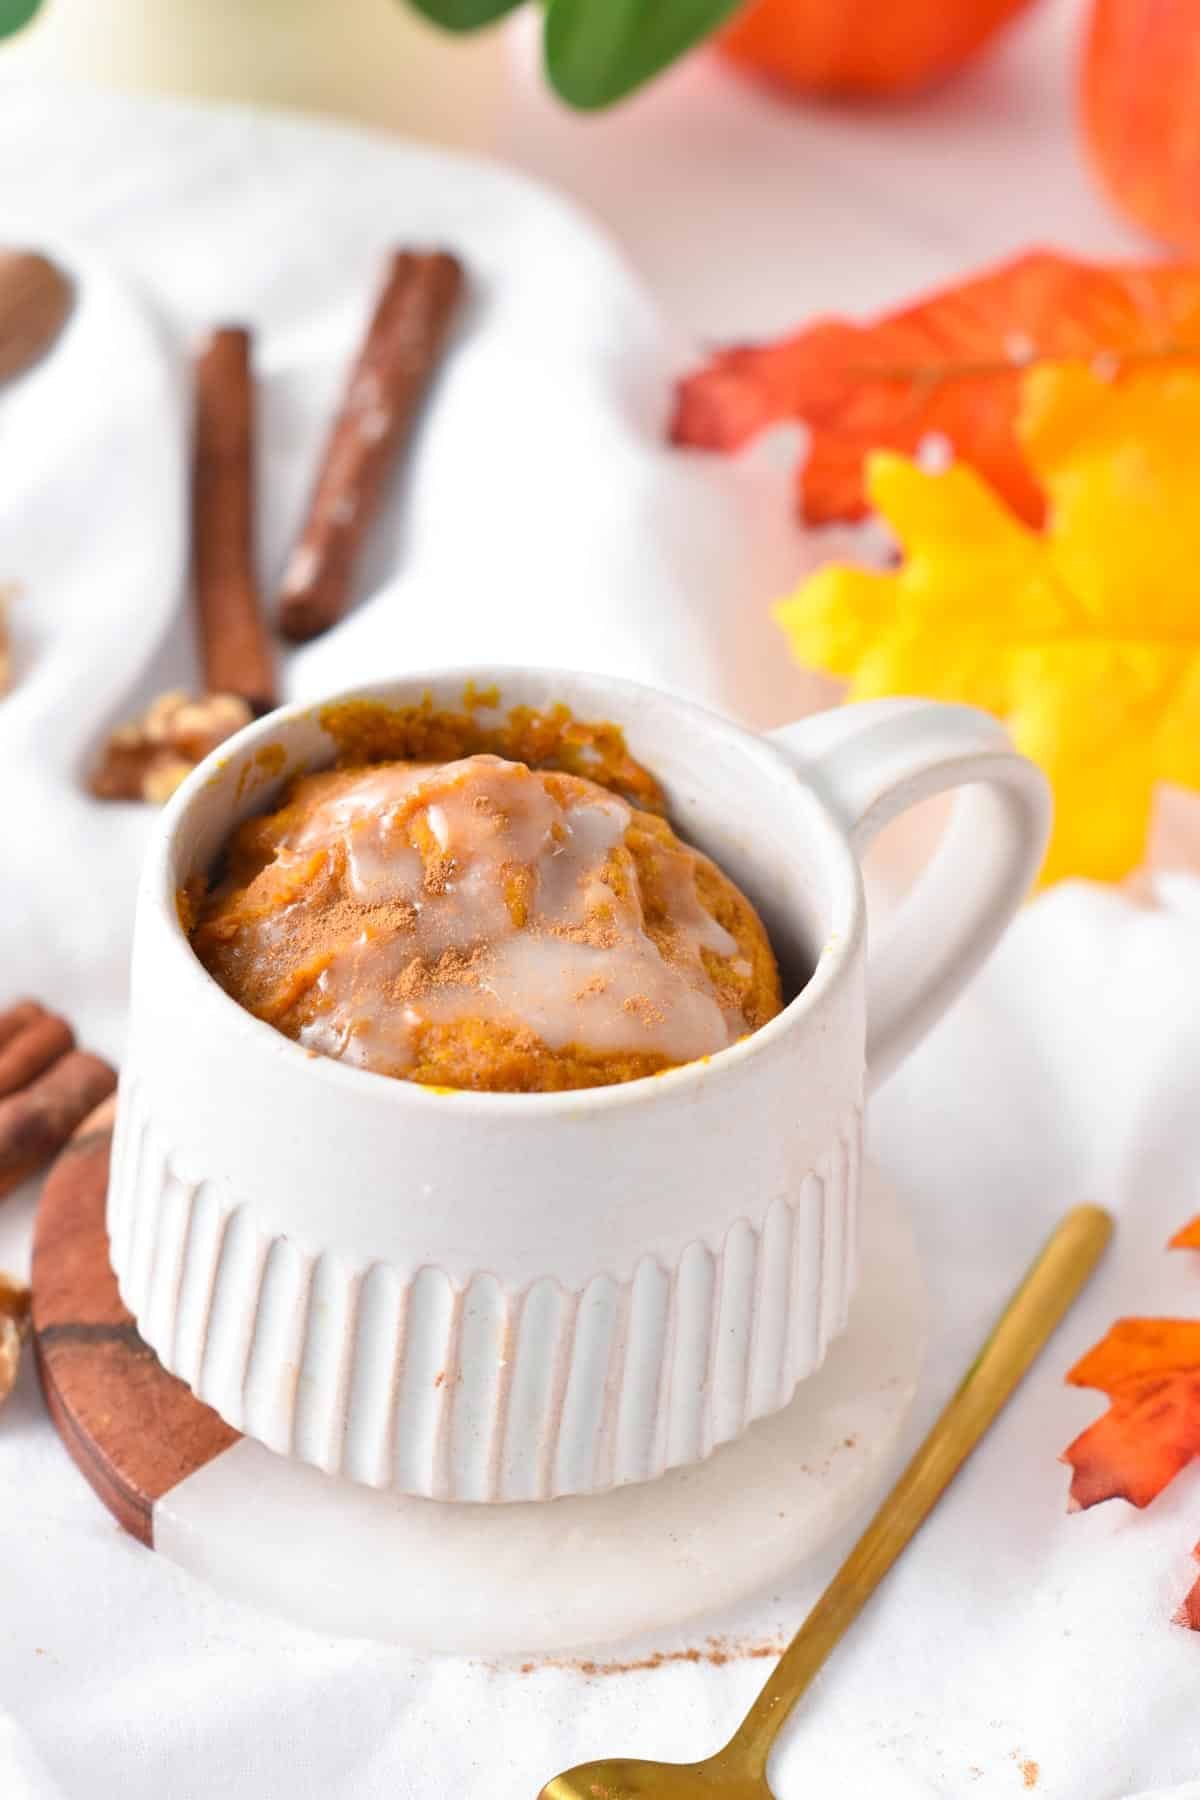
[[404, 0, 525, 32], [0, 0, 42, 37], [544, 0, 744, 109]]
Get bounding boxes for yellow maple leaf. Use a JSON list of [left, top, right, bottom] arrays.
[[776, 361, 1200, 886]]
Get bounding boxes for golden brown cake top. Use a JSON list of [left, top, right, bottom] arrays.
[[189, 753, 781, 1093]]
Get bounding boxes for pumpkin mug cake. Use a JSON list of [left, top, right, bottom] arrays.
[[112, 668, 1046, 1503], [187, 700, 782, 1093]]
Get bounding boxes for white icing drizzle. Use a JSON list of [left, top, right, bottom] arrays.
[[255, 755, 748, 1074]]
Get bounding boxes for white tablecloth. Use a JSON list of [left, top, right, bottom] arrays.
[[3, 10, 1200, 1794]]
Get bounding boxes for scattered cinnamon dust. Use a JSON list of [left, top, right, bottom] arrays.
[[621, 994, 667, 1029], [550, 917, 620, 950], [574, 975, 611, 1002], [392, 946, 489, 1007], [513, 1635, 787, 1677]]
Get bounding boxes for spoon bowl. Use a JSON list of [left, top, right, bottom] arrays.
[[540, 1749, 765, 1800]]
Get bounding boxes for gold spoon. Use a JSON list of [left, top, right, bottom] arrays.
[[539, 1203, 1112, 1800]]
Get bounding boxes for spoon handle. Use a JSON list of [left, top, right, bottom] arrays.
[[724, 1203, 1112, 1777]]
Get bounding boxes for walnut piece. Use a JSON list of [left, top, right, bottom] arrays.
[[0, 1272, 31, 1409], [89, 689, 252, 804]]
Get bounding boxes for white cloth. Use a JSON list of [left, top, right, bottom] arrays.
[[2, 43, 1200, 1800]]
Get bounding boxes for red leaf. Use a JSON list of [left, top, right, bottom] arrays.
[[1064, 1319, 1200, 1510], [1170, 1217, 1200, 1250], [670, 250, 1200, 526], [1174, 1545, 1200, 1631]]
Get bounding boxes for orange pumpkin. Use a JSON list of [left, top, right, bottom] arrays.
[[718, 0, 1039, 98], [1082, 0, 1200, 255]]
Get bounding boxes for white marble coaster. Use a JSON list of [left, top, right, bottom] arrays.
[[153, 1161, 925, 1654]]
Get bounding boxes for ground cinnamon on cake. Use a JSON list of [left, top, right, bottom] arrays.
[[188, 728, 782, 1094]]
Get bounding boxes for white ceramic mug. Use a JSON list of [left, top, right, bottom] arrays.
[[109, 667, 1049, 1502]]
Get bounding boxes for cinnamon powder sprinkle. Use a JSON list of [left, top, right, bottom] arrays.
[[550, 918, 619, 950], [391, 946, 488, 1006], [621, 994, 666, 1028], [513, 1636, 786, 1677], [574, 975, 611, 1002]]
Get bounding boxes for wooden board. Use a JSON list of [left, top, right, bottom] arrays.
[[31, 1105, 239, 1547]]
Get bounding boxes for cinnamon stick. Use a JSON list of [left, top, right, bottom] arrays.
[[90, 329, 267, 802], [0, 1050, 116, 1198], [193, 327, 275, 714], [0, 251, 73, 386], [0, 1000, 44, 1053], [278, 249, 465, 643], [0, 1007, 73, 1100]]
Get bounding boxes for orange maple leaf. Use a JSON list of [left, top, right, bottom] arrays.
[[670, 250, 1200, 526], [1064, 1319, 1200, 1509], [1065, 1225, 1200, 1627], [1178, 1547, 1200, 1631]]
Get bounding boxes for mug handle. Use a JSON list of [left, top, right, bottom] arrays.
[[768, 699, 1051, 1087]]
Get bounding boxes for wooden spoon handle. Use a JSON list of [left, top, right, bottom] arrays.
[[723, 1204, 1113, 1777]]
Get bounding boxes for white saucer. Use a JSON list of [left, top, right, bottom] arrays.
[[153, 1160, 925, 1655]]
